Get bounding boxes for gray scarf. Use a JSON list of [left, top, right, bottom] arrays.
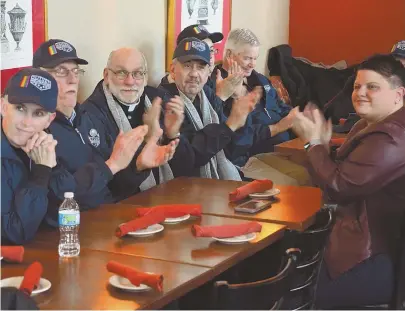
[[179, 89, 241, 181], [102, 82, 174, 191]]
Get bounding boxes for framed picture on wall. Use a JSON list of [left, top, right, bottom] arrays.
[[166, 0, 231, 71], [1, 0, 47, 92]]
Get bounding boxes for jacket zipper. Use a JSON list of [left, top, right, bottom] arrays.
[[75, 128, 86, 144], [264, 107, 272, 119]]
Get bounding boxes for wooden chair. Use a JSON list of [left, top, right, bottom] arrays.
[[211, 248, 301, 310]]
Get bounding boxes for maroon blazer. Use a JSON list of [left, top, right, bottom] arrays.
[[307, 106, 405, 278]]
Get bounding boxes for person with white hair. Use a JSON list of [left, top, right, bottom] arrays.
[[82, 47, 195, 199], [206, 29, 313, 186], [215, 28, 298, 156]]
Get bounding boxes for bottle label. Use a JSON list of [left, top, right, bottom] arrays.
[[59, 210, 80, 226]]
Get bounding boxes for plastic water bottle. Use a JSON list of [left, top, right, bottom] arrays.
[[58, 192, 80, 257]]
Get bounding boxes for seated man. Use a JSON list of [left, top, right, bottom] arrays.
[[33, 40, 177, 208], [215, 28, 297, 151], [82, 47, 193, 193], [214, 29, 311, 184], [391, 40, 405, 66], [162, 24, 245, 101], [1, 68, 58, 244], [159, 37, 261, 180]]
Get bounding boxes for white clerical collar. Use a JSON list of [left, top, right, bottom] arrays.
[[117, 96, 141, 112]]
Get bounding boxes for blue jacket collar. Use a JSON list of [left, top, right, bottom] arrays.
[[1, 126, 22, 162]]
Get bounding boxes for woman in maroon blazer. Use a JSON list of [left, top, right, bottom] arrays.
[[293, 54, 405, 309]]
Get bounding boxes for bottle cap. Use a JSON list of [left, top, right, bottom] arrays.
[[64, 192, 74, 199]]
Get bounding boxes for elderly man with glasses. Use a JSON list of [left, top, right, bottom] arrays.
[[162, 24, 245, 102], [82, 47, 195, 195], [32, 40, 177, 216]]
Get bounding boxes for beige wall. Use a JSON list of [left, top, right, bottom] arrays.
[[47, 0, 290, 102], [231, 0, 290, 75]]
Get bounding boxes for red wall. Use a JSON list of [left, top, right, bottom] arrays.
[[289, 0, 405, 65]]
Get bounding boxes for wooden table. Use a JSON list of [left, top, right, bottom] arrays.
[[2, 177, 322, 309], [121, 177, 322, 231], [32, 207, 285, 272], [274, 134, 346, 165], [1, 247, 210, 310], [12, 194, 286, 309]]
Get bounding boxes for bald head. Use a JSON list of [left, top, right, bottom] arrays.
[[104, 47, 147, 104], [106, 47, 147, 71]]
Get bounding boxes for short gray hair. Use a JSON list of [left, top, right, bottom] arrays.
[[223, 28, 260, 58]]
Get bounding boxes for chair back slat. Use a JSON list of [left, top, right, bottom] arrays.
[[281, 208, 335, 310], [212, 248, 301, 310]]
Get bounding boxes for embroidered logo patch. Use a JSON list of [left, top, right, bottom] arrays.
[[184, 41, 191, 51], [88, 128, 100, 147], [55, 41, 73, 52], [191, 41, 206, 51], [30, 75, 52, 91], [394, 41, 405, 51], [264, 85, 271, 93]]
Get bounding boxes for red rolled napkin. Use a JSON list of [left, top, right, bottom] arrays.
[[106, 260, 163, 292], [115, 209, 166, 238], [19, 261, 43, 295], [135, 204, 202, 218], [229, 179, 274, 202], [191, 222, 262, 238], [330, 138, 346, 146], [1, 246, 24, 263]]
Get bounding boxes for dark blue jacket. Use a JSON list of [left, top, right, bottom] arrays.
[[214, 65, 292, 142], [47, 106, 116, 216], [1, 129, 52, 244], [81, 80, 196, 193], [157, 82, 273, 169]]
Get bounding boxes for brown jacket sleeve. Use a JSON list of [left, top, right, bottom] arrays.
[[307, 132, 405, 202]]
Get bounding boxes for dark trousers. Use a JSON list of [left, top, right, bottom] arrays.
[[315, 254, 394, 309]]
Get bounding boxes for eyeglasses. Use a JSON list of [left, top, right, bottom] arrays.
[[108, 68, 146, 80], [210, 48, 219, 55], [48, 67, 85, 77]]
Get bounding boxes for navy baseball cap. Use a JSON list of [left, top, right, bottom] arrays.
[[4, 68, 58, 112], [32, 39, 88, 68], [176, 24, 223, 45], [391, 40, 405, 58], [173, 37, 210, 65]]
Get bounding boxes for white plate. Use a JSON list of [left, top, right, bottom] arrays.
[[125, 224, 164, 237], [212, 232, 257, 244], [249, 188, 281, 199], [0, 276, 51, 296], [162, 214, 190, 224], [109, 275, 151, 292]]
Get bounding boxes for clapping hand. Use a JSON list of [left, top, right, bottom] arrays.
[[216, 56, 245, 100], [143, 97, 163, 141], [164, 96, 185, 139], [106, 125, 148, 174], [292, 103, 332, 144], [136, 128, 179, 171]]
